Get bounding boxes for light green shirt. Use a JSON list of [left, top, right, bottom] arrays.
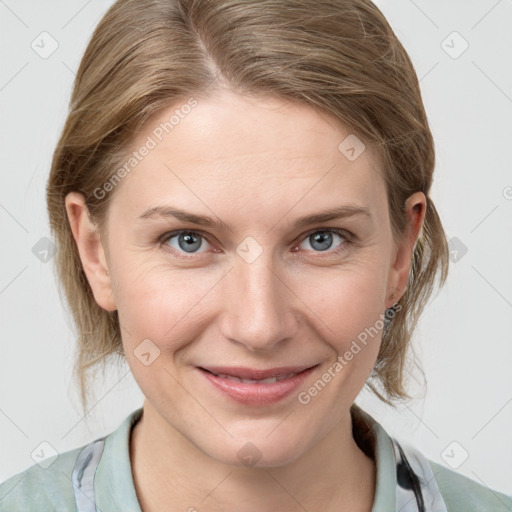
[[1, 406, 510, 511]]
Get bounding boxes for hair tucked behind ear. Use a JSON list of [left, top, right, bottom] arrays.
[[47, 0, 449, 414]]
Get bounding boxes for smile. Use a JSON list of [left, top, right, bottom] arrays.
[[207, 371, 299, 384], [197, 365, 318, 405]]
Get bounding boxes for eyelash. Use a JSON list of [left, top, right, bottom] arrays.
[[158, 228, 354, 260]]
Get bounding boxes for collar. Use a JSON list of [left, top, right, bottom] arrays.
[[351, 403, 397, 511], [74, 405, 444, 512]]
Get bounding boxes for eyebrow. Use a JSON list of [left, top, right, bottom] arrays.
[[137, 204, 372, 231]]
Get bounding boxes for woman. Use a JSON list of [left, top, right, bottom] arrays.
[[0, 0, 510, 510]]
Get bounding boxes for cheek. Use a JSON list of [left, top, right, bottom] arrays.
[[309, 262, 388, 328], [303, 265, 389, 386], [110, 239, 390, 367], [112, 259, 218, 348]]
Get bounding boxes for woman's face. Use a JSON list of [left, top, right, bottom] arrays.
[[76, 89, 423, 467]]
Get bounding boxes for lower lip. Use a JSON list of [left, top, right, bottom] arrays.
[[198, 367, 316, 405]]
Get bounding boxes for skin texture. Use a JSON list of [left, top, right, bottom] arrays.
[[66, 89, 426, 512]]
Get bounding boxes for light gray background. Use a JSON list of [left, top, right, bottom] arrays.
[[1, 0, 511, 497]]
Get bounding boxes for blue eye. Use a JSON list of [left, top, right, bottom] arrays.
[[162, 230, 211, 257], [160, 228, 352, 259], [298, 229, 349, 254]]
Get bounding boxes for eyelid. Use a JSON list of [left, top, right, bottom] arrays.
[[159, 229, 215, 252], [159, 227, 355, 257], [294, 227, 354, 257], [298, 227, 353, 242]]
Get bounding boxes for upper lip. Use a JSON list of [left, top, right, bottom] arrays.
[[199, 365, 316, 379]]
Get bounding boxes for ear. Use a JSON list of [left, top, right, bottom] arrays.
[[65, 192, 117, 311], [385, 191, 427, 309]]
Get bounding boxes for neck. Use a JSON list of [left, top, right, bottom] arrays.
[[130, 400, 376, 512]]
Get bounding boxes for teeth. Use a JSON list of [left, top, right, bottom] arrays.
[[214, 372, 298, 383], [242, 377, 277, 384], [277, 372, 297, 381]]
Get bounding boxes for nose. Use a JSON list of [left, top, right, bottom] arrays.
[[219, 253, 300, 352]]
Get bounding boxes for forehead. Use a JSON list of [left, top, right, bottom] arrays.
[[109, 90, 386, 222]]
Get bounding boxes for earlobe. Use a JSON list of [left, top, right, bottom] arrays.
[[385, 192, 426, 309], [65, 192, 117, 312]]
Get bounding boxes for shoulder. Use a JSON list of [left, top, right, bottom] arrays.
[[352, 405, 512, 511], [0, 408, 142, 512], [0, 444, 84, 511], [427, 459, 512, 512]]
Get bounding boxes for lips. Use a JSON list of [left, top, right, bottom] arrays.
[[208, 372, 298, 384], [197, 365, 318, 405], [199, 366, 314, 382]]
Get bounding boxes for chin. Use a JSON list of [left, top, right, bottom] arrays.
[[200, 432, 308, 469]]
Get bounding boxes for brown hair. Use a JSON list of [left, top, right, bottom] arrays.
[[47, 0, 449, 413]]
